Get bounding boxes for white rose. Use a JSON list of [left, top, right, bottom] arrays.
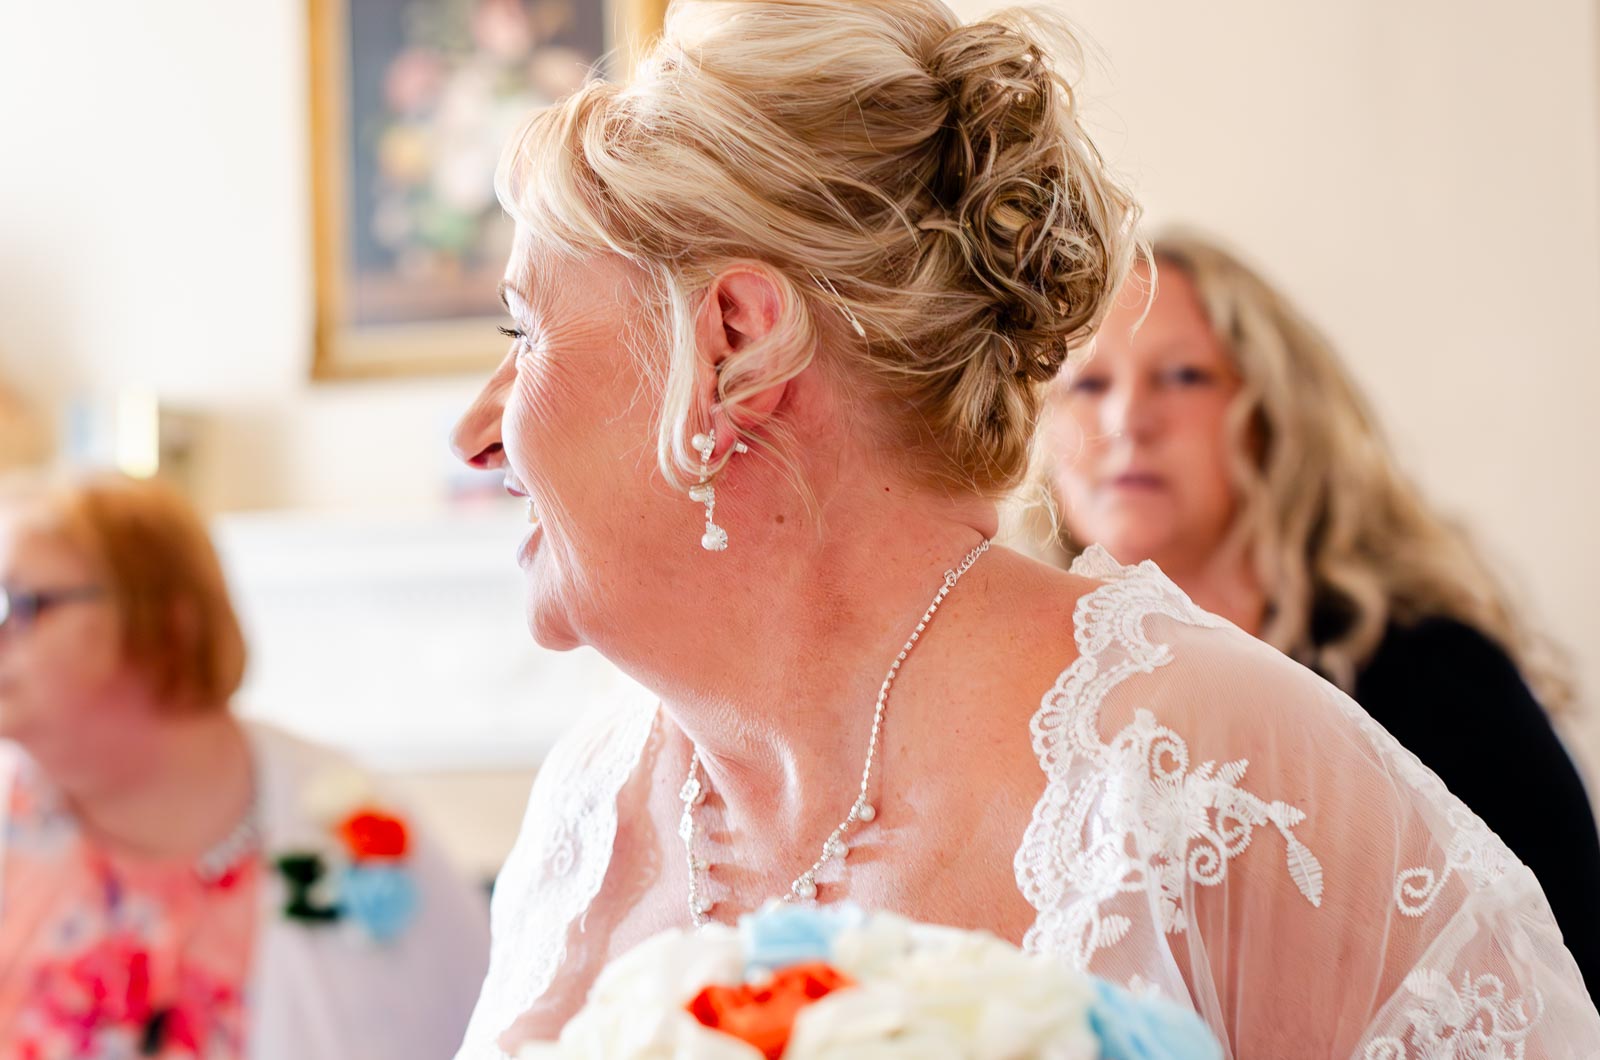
[[519, 926, 758, 1059], [586, 925, 746, 1009], [519, 1006, 758, 1060], [788, 919, 1098, 1059], [519, 913, 1102, 1059], [301, 764, 374, 824]]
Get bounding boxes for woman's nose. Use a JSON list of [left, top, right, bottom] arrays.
[[1101, 379, 1159, 444], [450, 366, 511, 470]]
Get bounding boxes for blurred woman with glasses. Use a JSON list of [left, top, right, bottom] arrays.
[[0, 470, 489, 1058]]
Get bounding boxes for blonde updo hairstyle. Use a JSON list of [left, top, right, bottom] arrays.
[[496, 0, 1139, 496]]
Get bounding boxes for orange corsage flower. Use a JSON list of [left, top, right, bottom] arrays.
[[335, 809, 410, 859], [685, 962, 855, 1060]]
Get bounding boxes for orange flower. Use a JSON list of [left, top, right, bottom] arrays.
[[335, 809, 410, 859], [685, 962, 854, 1060]]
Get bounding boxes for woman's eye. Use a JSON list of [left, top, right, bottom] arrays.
[[1067, 375, 1110, 396], [1164, 365, 1215, 387], [498, 325, 525, 342]]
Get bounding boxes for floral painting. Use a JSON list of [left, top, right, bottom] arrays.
[[310, 0, 659, 377]]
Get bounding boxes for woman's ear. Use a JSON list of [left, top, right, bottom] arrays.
[[691, 264, 801, 457]]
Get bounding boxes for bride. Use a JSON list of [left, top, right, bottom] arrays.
[[448, 0, 1599, 1055]]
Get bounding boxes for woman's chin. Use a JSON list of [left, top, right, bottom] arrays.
[[522, 591, 582, 653], [517, 534, 571, 646]]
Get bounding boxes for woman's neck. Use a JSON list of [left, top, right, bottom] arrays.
[[61, 709, 255, 863], [620, 476, 1004, 839], [1155, 538, 1267, 635]]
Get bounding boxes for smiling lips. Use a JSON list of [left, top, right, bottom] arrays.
[[505, 477, 541, 529], [1108, 470, 1165, 492]]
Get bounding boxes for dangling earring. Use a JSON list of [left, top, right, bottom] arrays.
[[689, 429, 748, 552]]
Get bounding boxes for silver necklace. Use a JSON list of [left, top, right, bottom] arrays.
[[193, 797, 262, 885], [678, 538, 991, 926]]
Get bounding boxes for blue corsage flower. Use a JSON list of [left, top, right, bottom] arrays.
[[1090, 978, 1223, 1060], [339, 863, 419, 943], [738, 901, 866, 978]]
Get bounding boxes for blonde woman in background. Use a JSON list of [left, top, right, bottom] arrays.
[[0, 470, 489, 1058], [1048, 230, 1600, 999], [449, 0, 1598, 1054]]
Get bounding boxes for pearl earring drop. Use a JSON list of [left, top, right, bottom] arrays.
[[688, 429, 747, 552]]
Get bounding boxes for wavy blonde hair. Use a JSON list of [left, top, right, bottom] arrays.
[[495, 0, 1139, 496], [1057, 231, 1572, 710]]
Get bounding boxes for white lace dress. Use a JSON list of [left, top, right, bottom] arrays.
[[456, 546, 1600, 1059]]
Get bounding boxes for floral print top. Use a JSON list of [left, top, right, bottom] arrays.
[[0, 754, 259, 1059]]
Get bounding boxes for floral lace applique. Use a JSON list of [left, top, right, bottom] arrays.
[[1362, 969, 1542, 1060], [1017, 547, 1322, 966], [1312, 680, 1523, 918], [1107, 708, 1324, 932], [1392, 806, 1519, 919]]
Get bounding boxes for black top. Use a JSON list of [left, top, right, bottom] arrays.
[[1329, 614, 1600, 1003]]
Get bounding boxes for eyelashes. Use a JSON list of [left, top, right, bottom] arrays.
[[498, 326, 525, 341]]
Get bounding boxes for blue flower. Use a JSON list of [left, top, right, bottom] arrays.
[[739, 901, 865, 978], [1090, 978, 1223, 1060], [338, 863, 418, 943]]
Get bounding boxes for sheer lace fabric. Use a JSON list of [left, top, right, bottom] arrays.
[[457, 548, 1600, 1059], [1021, 548, 1597, 1057], [456, 692, 658, 1059]]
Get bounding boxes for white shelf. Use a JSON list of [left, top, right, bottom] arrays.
[[212, 507, 641, 771]]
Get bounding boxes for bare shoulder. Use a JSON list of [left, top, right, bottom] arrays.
[[907, 546, 1102, 789], [973, 545, 1371, 767], [962, 545, 1102, 689]]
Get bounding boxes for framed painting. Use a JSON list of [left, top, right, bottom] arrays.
[[309, 0, 668, 379]]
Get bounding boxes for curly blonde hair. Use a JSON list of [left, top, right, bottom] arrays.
[[1054, 230, 1572, 711], [495, 0, 1139, 496]]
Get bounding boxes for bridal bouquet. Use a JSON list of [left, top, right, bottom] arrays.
[[518, 904, 1220, 1059]]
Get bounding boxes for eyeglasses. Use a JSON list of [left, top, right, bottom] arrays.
[[0, 585, 107, 634]]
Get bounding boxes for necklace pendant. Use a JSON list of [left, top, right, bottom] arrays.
[[676, 537, 989, 924]]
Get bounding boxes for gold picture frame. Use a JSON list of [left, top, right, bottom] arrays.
[[309, 0, 667, 379]]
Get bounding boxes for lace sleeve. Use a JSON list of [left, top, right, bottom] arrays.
[[454, 694, 657, 1060], [1018, 548, 1600, 1058]]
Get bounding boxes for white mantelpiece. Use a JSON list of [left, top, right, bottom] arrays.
[[213, 507, 640, 772]]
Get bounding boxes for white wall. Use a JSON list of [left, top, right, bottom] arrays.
[[2, 1, 1598, 762], [0, 0, 480, 513]]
